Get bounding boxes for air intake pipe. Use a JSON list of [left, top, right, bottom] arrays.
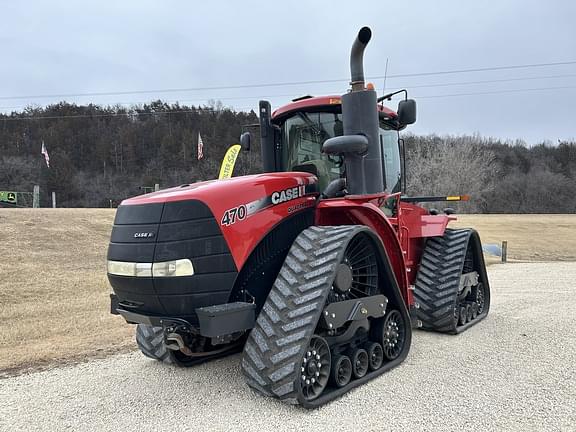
[[323, 27, 384, 195]]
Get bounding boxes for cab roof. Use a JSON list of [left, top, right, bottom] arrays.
[[272, 95, 398, 120]]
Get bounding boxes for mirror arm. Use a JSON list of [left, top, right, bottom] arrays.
[[377, 89, 407, 103]]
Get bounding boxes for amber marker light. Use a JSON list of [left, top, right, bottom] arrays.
[[446, 195, 471, 201]]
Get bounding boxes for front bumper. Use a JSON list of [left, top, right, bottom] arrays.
[[111, 294, 256, 338]]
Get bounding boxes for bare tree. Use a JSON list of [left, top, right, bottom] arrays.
[[405, 134, 498, 213], [1, 155, 39, 191]]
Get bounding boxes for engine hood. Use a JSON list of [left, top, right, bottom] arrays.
[[121, 172, 317, 207], [119, 172, 319, 269]]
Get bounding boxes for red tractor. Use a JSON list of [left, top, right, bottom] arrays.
[[107, 27, 490, 408]]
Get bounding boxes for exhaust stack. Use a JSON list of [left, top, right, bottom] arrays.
[[323, 27, 384, 195], [350, 26, 372, 91]]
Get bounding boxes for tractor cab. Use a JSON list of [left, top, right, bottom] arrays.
[[252, 94, 415, 196]]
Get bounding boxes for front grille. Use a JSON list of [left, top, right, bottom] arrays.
[[107, 199, 237, 319]]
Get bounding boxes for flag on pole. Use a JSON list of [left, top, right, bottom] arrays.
[[41, 140, 50, 168], [197, 132, 204, 160]]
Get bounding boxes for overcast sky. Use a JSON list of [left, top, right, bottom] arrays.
[[1, 0, 575, 144]]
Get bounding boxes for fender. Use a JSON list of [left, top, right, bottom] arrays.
[[399, 201, 455, 238], [315, 199, 411, 306], [228, 208, 315, 308], [395, 201, 456, 287]]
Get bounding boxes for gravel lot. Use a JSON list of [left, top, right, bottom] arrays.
[[1, 262, 575, 432]]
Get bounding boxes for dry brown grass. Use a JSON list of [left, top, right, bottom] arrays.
[[0, 209, 133, 376], [1, 210, 575, 375], [453, 214, 576, 262]]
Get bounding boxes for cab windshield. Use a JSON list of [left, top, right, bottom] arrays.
[[281, 112, 344, 191], [279, 110, 401, 193]]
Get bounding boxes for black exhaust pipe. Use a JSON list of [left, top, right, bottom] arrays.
[[323, 27, 384, 195], [350, 27, 372, 90]]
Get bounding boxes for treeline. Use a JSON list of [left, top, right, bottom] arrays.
[[1, 101, 260, 207], [404, 134, 576, 213], [1, 102, 575, 213]]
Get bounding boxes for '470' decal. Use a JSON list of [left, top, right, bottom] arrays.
[[220, 205, 247, 226]]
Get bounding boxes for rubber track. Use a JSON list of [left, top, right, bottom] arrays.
[[241, 225, 359, 406], [414, 228, 489, 334], [135, 324, 172, 363]]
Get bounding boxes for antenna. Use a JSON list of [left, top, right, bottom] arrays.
[[381, 58, 389, 106]]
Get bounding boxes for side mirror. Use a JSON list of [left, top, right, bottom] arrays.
[[323, 135, 368, 156], [398, 99, 417, 125], [240, 132, 251, 151]]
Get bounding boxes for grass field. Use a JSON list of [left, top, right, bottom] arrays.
[[1, 209, 575, 375], [453, 214, 576, 262], [0, 209, 132, 376]]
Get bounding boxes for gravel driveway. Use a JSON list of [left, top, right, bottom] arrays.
[[1, 262, 575, 432]]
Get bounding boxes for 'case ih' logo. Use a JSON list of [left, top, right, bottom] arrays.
[[271, 185, 306, 205], [133, 232, 155, 238]]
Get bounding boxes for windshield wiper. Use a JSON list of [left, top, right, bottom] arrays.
[[297, 112, 330, 139]]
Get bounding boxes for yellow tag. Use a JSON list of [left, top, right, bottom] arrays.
[[218, 144, 242, 179]]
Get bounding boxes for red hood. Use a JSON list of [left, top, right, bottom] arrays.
[[121, 172, 319, 268], [122, 172, 317, 206]]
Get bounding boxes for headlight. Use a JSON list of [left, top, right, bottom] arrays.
[[107, 261, 152, 277], [107, 259, 194, 277], [152, 259, 194, 277]]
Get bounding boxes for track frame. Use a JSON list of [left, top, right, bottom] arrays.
[[414, 228, 491, 334], [241, 225, 412, 408]]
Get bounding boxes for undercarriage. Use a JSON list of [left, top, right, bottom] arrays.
[[241, 225, 412, 407], [414, 228, 491, 334]]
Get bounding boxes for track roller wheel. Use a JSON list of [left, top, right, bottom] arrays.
[[351, 348, 369, 379], [382, 310, 406, 361], [459, 306, 467, 325], [471, 302, 479, 319], [453, 304, 460, 328], [299, 336, 331, 401], [330, 355, 352, 388], [475, 283, 486, 314], [365, 342, 384, 371]]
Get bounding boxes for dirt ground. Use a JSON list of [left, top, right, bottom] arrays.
[[1, 209, 575, 375]]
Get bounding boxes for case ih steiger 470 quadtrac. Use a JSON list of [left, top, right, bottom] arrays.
[[107, 27, 490, 408]]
